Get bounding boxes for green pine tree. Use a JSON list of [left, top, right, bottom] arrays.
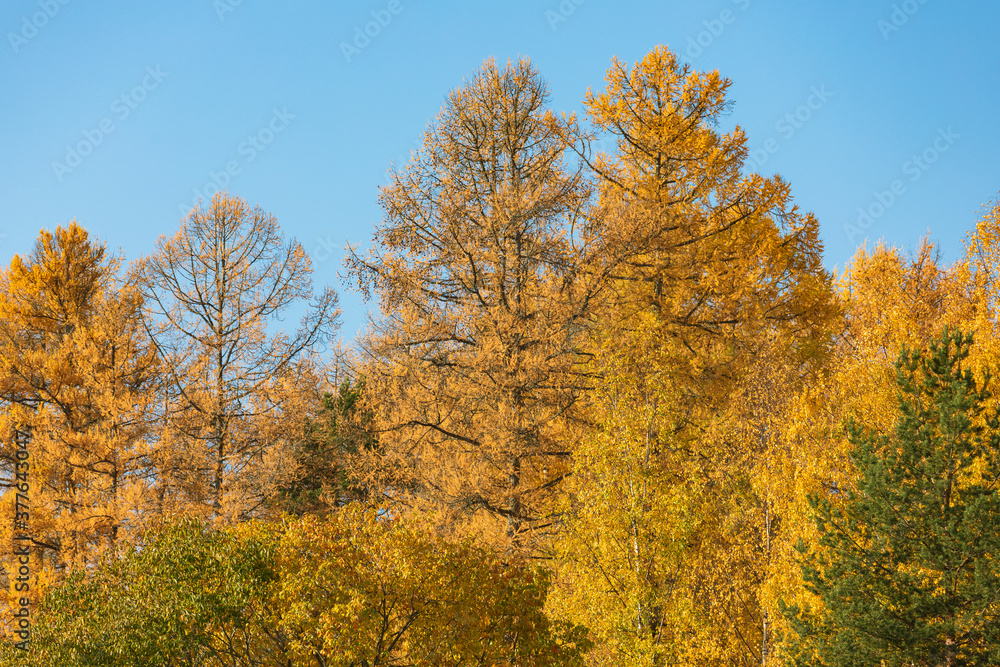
[[270, 377, 376, 515], [783, 328, 1000, 667]]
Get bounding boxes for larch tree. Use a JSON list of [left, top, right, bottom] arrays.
[[347, 58, 602, 552], [548, 46, 838, 666], [581, 45, 836, 401], [0, 223, 160, 626], [138, 193, 340, 523]]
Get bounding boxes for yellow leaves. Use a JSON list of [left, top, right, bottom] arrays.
[[349, 57, 595, 553], [549, 312, 709, 665], [587, 54, 837, 415], [0, 223, 162, 637], [550, 45, 841, 666], [0, 221, 113, 334], [586, 45, 736, 198], [137, 192, 340, 521], [963, 200, 1000, 366], [271, 506, 588, 666]]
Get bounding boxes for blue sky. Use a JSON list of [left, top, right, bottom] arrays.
[[2, 0, 997, 340]]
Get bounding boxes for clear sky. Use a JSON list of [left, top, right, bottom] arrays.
[[2, 0, 997, 340]]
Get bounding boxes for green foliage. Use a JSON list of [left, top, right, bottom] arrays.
[[4, 509, 589, 666], [275, 506, 592, 666], [783, 329, 1000, 666], [272, 377, 376, 515], [4, 518, 279, 666]]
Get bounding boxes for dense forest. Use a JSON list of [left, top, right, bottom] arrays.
[[1, 46, 999, 666]]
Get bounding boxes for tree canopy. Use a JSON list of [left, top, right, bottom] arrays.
[[2, 48, 999, 666]]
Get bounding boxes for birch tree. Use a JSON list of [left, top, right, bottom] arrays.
[[549, 46, 839, 666]]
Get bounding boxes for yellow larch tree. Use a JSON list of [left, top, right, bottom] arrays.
[[347, 58, 603, 553], [137, 193, 340, 523], [0, 222, 160, 630]]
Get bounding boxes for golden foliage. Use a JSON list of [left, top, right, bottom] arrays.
[[0, 222, 160, 624], [550, 46, 839, 666], [2, 50, 999, 666], [348, 58, 599, 552], [138, 193, 340, 522]]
